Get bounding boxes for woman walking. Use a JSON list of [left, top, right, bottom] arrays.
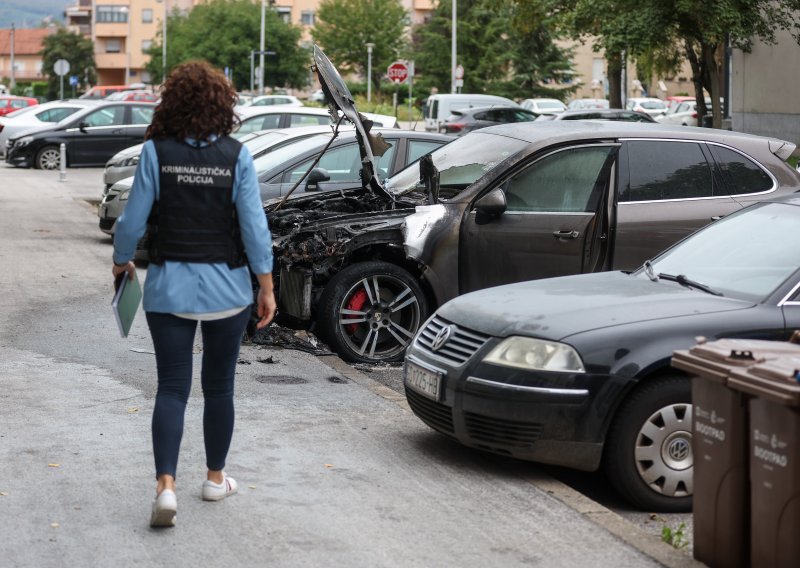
[[112, 61, 276, 527]]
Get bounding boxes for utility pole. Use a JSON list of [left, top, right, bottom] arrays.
[[162, 0, 168, 79], [365, 43, 374, 103], [9, 24, 15, 91], [451, 0, 457, 93], [259, 0, 266, 94]]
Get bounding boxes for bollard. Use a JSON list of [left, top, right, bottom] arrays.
[[59, 143, 66, 182]]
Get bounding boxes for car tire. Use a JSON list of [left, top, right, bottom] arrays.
[[316, 261, 427, 364], [603, 375, 692, 512], [36, 145, 62, 170]]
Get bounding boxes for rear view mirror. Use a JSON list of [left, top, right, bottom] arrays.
[[305, 168, 330, 191], [473, 187, 507, 224]]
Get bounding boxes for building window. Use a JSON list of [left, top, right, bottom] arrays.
[[96, 5, 129, 23], [301, 10, 315, 26], [142, 39, 153, 53], [276, 7, 291, 23], [142, 8, 153, 23], [106, 39, 122, 53]]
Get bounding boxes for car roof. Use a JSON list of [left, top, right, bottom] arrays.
[[477, 121, 796, 157]]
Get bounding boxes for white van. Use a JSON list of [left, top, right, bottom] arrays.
[[423, 93, 515, 132]]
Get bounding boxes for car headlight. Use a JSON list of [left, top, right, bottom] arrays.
[[119, 189, 130, 201], [117, 155, 140, 167], [15, 136, 34, 148], [483, 337, 585, 373]]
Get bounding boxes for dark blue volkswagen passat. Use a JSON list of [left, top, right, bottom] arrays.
[[404, 195, 800, 512]]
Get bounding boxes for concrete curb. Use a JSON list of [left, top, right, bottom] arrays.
[[316, 353, 702, 568]]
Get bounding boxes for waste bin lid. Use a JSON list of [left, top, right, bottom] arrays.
[[729, 356, 800, 407], [672, 337, 800, 384]]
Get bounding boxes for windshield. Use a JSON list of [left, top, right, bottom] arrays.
[[385, 131, 528, 195], [640, 100, 666, 109], [539, 101, 565, 109], [645, 202, 800, 301], [253, 133, 332, 178]]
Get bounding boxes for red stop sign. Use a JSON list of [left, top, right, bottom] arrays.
[[387, 62, 409, 84]]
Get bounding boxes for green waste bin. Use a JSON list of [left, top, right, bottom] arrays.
[[672, 336, 800, 568], [729, 355, 800, 568]]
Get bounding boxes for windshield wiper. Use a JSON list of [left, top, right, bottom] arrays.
[[643, 260, 658, 282], [658, 273, 723, 296]]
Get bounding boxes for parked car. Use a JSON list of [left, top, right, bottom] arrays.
[[105, 90, 159, 103], [249, 95, 303, 107], [98, 126, 333, 235], [423, 93, 516, 132], [308, 89, 327, 103], [536, 109, 656, 122], [263, 46, 800, 365], [0, 96, 38, 117], [567, 98, 610, 110], [520, 98, 567, 115], [255, 129, 451, 199], [5, 101, 155, 169], [403, 195, 800, 512], [625, 97, 668, 118], [234, 106, 398, 138], [439, 106, 538, 136], [0, 99, 100, 158], [79, 85, 132, 99]]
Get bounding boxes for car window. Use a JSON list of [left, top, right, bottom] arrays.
[[708, 144, 774, 195], [84, 106, 126, 127], [130, 106, 154, 125], [11, 99, 29, 108], [512, 110, 537, 122], [407, 140, 445, 165], [239, 114, 282, 134], [504, 146, 615, 212], [36, 107, 80, 122], [473, 111, 491, 121], [620, 112, 650, 122], [677, 103, 691, 113], [622, 141, 713, 201], [286, 141, 397, 183], [289, 113, 329, 126], [0, 100, 8, 108]]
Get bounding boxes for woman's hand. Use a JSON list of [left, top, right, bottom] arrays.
[[112, 261, 136, 281], [256, 286, 276, 329]]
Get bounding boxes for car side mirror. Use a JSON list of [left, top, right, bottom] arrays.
[[78, 121, 89, 132], [305, 168, 330, 191], [473, 187, 507, 224]]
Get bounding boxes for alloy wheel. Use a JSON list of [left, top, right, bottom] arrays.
[[37, 147, 61, 170]]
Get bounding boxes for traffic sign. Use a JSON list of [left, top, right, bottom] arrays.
[[69, 75, 79, 86], [387, 61, 409, 84], [54, 59, 70, 77], [455, 64, 464, 80]]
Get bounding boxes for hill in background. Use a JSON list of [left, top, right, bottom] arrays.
[[0, 0, 65, 29]]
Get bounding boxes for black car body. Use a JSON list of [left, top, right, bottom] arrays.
[[439, 105, 538, 136], [403, 197, 800, 511], [5, 101, 155, 169], [257, 129, 450, 200], [266, 47, 800, 365]]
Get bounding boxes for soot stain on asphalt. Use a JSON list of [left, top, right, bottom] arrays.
[[255, 375, 307, 385]]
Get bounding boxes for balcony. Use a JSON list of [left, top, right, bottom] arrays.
[[95, 23, 129, 38], [95, 52, 127, 69]]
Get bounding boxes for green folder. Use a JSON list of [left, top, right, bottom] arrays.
[[112, 270, 142, 338]]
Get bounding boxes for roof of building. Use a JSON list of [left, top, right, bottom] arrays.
[[0, 28, 54, 56]]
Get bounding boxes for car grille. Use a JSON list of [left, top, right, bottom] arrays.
[[405, 387, 454, 435], [464, 412, 543, 448], [415, 316, 490, 366], [99, 217, 115, 230]]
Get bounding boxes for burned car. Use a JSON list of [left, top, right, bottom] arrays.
[[266, 47, 800, 364]]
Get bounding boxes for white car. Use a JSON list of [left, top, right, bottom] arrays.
[[625, 97, 668, 117], [249, 94, 304, 107], [657, 100, 699, 126], [234, 106, 397, 138], [519, 98, 567, 115], [0, 100, 100, 158]]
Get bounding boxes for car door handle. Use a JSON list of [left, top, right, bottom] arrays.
[[112, 129, 124, 134], [553, 230, 580, 239]]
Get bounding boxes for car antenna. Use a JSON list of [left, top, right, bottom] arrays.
[[273, 114, 345, 212]]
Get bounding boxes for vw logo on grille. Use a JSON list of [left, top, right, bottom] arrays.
[[668, 438, 691, 461], [431, 325, 453, 351]]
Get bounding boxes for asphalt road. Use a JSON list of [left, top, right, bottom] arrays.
[[0, 164, 698, 567]]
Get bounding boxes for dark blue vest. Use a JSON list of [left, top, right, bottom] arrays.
[[148, 136, 246, 268]]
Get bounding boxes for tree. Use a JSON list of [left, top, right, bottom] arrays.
[[40, 28, 96, 99], [144, 0, 310, 90], [312, 0, 408, 96], [412, 0, 575, 100]]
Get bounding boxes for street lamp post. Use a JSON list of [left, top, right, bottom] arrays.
[[365, 43, 375, 103], [259, 0, 266, 94], [119, 6, 131, 85], [451, 0, 457, 93], [156, 0, 168, 82]]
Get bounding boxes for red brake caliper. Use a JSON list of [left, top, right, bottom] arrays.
[[344, 288, 369, 334]]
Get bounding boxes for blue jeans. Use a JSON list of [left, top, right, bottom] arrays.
[[145, 309, 250, 479]]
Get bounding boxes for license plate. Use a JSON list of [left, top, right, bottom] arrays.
[[405, 361, 442, 400]]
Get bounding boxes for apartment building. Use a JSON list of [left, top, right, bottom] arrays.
[[0, 28, 54, 84]]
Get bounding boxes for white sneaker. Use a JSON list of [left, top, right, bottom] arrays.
[[150, 489, 177, 527], [202, 473, 238, 502]]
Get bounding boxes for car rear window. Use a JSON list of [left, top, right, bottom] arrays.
[[623, 141, 713, 201], [708, 144, 774, 195]]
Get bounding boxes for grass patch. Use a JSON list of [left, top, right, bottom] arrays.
[[788, 155, 799, 169]]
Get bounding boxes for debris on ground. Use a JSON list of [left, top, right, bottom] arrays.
[[257, 356, 277, 364], [248, 323, 333, 355], [237, 359, 251, 365], [351, 362, 403, 373]]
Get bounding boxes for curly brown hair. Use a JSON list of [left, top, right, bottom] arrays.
[[146, 60, 239, 142]]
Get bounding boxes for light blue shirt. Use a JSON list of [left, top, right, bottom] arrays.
[[113, 138, 273, 314]]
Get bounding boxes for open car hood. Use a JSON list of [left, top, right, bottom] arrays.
[[313, 45, 392, 201]]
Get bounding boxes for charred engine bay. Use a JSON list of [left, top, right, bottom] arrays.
[[266, 189, 421, 273]]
